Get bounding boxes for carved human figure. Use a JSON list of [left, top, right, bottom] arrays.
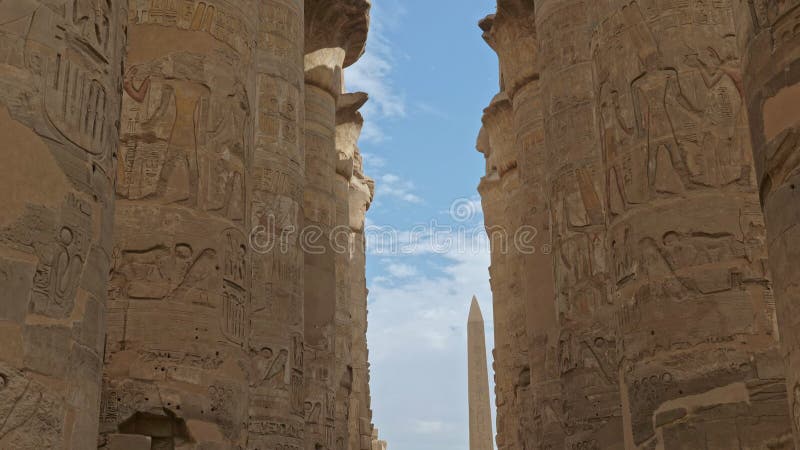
[[120, 64, 208, 205]]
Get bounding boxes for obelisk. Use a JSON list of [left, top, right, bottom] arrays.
[[468, 296, 494, 450]]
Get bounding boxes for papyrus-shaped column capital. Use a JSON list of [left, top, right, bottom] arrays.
[[304, 0, 371, 94], [336, 92, 369, 180], [481, 93, 516, 180], [479, 0, 538, 99]]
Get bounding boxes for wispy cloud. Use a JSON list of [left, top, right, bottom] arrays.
[[384, 262, 419, 278], [367, 225, 494, 449], [361, 152, 387, 171], [414, 101, 450, 120], [412, 420, 450, 435], [345, 1, 406, 143], [378, 173, 423, 204]]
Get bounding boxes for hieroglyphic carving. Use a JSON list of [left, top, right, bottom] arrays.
[[30, 1, 117, 163], [733, 0, 800, 444], [591, 0, 791, 446], [0, 1, 125, 447], [221, 228, 248, 345], [257, 74, 301, 163], [118, 57, 249, 217], [29, 194, 92, 318], [111, 242, 218, 301], [130, 0, 253, 56], [101, 1, 257, 448]]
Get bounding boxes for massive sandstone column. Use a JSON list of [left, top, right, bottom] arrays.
[[468, 297, 494, 450], [248, 0, 307, 447], [735, 1, 800, 444], [0, 2, 125, 448], [479, 4, 560, 448], [348, 143, 376, 450], [103, 1, 260, 448], [477, 92, 532, 450], [593, 1, 791, 447], [535, 1, 624, 447], [303, 1, 370, 448], [334, 90, 369, 450]]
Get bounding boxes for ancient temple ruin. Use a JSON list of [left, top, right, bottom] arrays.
[[477, 0, 800, 449], [4, 0, 800, 448], [0, 0, 386, 449]]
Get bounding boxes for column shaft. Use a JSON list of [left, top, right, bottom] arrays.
[[593, 1, 791, 447], [536, 1, 625, 447], [247, 0, 307, 448], [104, 2, 259, 447], [0, 2, 125, 448], [736, 1, 800, 445]]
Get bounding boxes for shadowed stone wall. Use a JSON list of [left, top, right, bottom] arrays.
[[735, 1, 800, 446]]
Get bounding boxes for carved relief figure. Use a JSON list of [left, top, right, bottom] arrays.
[[30, 1, 117, 160], [119, 58, 250, 217], [252, 347, 289, 389], [30, 195, 92, 318], [122, 64, 207, 204], [111, 243, 218, 301]]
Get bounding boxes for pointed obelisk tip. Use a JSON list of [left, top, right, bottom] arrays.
[[468, 295, 483, 323]]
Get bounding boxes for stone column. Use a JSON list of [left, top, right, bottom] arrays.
[[535, 1, 625, 447], [477, 92, 531, 450], [304, 1, 370, 448], [592, 1, 791, 447], [468, 297, 494, 450], [103, 1, 258, 448], [735, 1, 800, 444], [247, 0, 307, 448], [334, 91, 368, 450], [371, 428, 388, 450], [348, 147, 375, 450], [480, 4, 560, 448], [0, 2, 125, 448]]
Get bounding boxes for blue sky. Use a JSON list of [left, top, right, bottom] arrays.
[[345, 1, 500, 448]]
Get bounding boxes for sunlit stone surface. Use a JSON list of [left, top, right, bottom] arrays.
[[0, 1, 384, 449], [476, 0, 800, 448]]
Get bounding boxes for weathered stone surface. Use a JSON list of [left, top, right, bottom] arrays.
[[335, 90, 371, 450], [0, 1, 126, 448], [478, 91, 533, 450], [348, 143, 376, 450], [103, 2, 258, 448], [0, 1, 382, 449], [303, 2, 372, 449], [537, 0, 624, 447], [108, 433, 152, 450], [735, 1, 800, 446], [477, 0, 795, 449], [592, 1, 790, 447], [248, 1, 308, 449]]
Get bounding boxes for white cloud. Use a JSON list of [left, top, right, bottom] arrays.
[[345, 1, 406, 143], [361, 152, 386, 171], [377, 173, 423, 204], [367, 225, 495, 449], [385, 262, 418, 278], [412, 420, 449, 435]]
